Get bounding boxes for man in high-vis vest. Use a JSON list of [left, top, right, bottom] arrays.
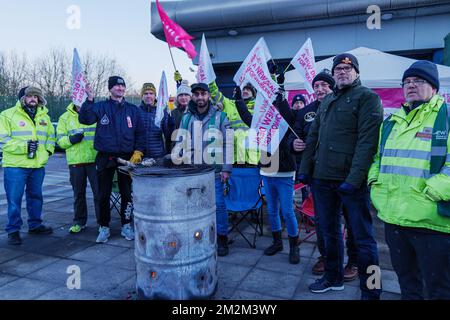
[[57, 102, 99, 234], [369, 60, 450, 299], [0, 87, 56, 245]]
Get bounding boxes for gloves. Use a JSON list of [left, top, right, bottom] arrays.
[[27, 140, 38, 154], [130, 150, 144, 164], [267, 60, 278, 75], [174, 70, 182, 84], [233, 86, 242, 100], [338, 182, 357, 194], [277, 72, 285, 85], [297, 174, 311, 185], [69, 133, 84, 145]]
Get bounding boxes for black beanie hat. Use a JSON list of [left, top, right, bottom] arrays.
[[312, 69, 335, 88], [108, 76, 126, 90], [243, 82, 257, 98], [291, 94, 306, 107], [332, 53, 359, 75], [402, 60, 439, 91]]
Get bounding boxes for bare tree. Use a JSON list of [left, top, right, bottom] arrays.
[[0, 51, 28, 96]]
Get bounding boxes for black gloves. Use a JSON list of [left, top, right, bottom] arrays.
[[233, 86, 242, 101], [69, 133, 84, 145], [267, 60, 278, 75], [277, 72, 285, 85]]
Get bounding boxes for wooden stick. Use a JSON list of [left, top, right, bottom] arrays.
[[167, 44, 178, 72]]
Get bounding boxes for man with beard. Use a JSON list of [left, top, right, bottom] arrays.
[[298, 53, 383, 299], [0, 86, 55, 245]]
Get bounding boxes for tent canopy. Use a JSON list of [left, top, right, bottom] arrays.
[[284, 47, 450, 91]]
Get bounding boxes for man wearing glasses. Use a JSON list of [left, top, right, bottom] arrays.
[[298, 53, 384, 299], [368, 60, 450, 299]]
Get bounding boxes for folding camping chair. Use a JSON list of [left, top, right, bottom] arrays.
[[110, 171, 121, 215], [224, 167, 264, 248], [294, 183, 316, 244]]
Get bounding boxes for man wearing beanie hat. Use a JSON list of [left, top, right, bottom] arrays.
[[369, 60, 450, 299], [0, 86, 55, 245], [173, 79, 192, 129], [139, 82, 174, 158], [299, 52, 384, 299], [291, 94, 306, 111], [79, 76, 146, 243]]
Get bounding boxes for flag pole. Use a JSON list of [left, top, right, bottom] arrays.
[[167, 44, 178, 72], [283, 63, 292, 74]]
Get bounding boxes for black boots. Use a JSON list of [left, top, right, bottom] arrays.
[[288, 235, 300, 264], [217, 235, 229, 257], [8, 231, 22, 245], [264, 231, 283, 255]]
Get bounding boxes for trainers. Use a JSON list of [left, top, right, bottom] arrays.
[[121, 223, 135, 241], [344, 263, 359, 282], [309, 277, 344, 293], [96, 226, 110, 243], [69, 224, 86, 234], [28, 225, 53, 234], [8, 231, 22, 245], [312, 256, 325, 275]]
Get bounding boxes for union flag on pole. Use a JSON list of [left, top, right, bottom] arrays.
[[155, 0, 197, 59]]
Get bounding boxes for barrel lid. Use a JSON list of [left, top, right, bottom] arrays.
[[122, 164, 215, 177]]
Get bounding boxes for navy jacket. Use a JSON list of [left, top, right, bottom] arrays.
[[139, 103, 174, 158], [79, 98, 145, 154]]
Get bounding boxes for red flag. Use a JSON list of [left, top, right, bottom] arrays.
[[155, 0, 197, 59]]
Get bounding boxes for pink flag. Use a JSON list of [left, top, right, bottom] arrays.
[[156, 0, 197, 59]]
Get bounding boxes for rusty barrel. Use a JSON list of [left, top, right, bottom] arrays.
[[130, 165, 217, 300]]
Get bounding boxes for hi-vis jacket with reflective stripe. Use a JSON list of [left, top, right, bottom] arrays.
[[368, 95, 450, 233], [57, 103, 97, 165], [0, 101, 55, 168], [209, 81, 259, 165]]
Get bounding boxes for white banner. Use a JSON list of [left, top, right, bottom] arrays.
[[155, 71, 168, 128], [233, 38, 279, 103], [71, 48, 88, 106], [290, 38, 317, 94], [196, 34, 216, 84], [250, 92, 289, 153]]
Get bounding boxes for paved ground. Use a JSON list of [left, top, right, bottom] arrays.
[[0, 153, 401, 300]]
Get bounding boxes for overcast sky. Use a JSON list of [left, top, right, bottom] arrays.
[[0, 0, 196, 94]]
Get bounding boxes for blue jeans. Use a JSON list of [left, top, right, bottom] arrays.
[[311, 179, 381, 300], [4, 167, 45, 234], [262, 176, 298, 237], [215, 174, 228, 236]]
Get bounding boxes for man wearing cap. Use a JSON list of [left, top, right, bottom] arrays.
[[57, 101, 99, 234], [79, 76, 145, 243], [369, 60, 450, 299], [174, 83, 232, 256], [172, 80, 192, 129], [139, 82, 174, 158], [0, 86, 56, 245], [290, 69, 359, 281], [299, 53, 383, 299], [209, 79, 259, 166]]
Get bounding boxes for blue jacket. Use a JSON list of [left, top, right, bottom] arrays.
[[79, 98, 145, 154], [139, 103, 174, 158]]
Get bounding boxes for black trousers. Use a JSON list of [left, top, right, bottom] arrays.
[[69, 164, 100, 225], [96, 153, 133, 227], [385, 223, 450, 300]]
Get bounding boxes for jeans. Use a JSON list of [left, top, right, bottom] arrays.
[[69, 164, 100, 225], [262, 176, 298, 237], [311, 179, 381, 300], [215, 174, 228, 236], [4, 167, 45, 233], [385, 223, 450, 300]]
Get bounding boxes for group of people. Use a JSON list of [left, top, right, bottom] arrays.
[[0, 51, 449, 300]]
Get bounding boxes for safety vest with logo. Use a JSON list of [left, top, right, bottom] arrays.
[[0, 101, 55, 168], [209, 81, 260, 165], [368, 95, 450, 233], [57, 103, 97, 165]]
